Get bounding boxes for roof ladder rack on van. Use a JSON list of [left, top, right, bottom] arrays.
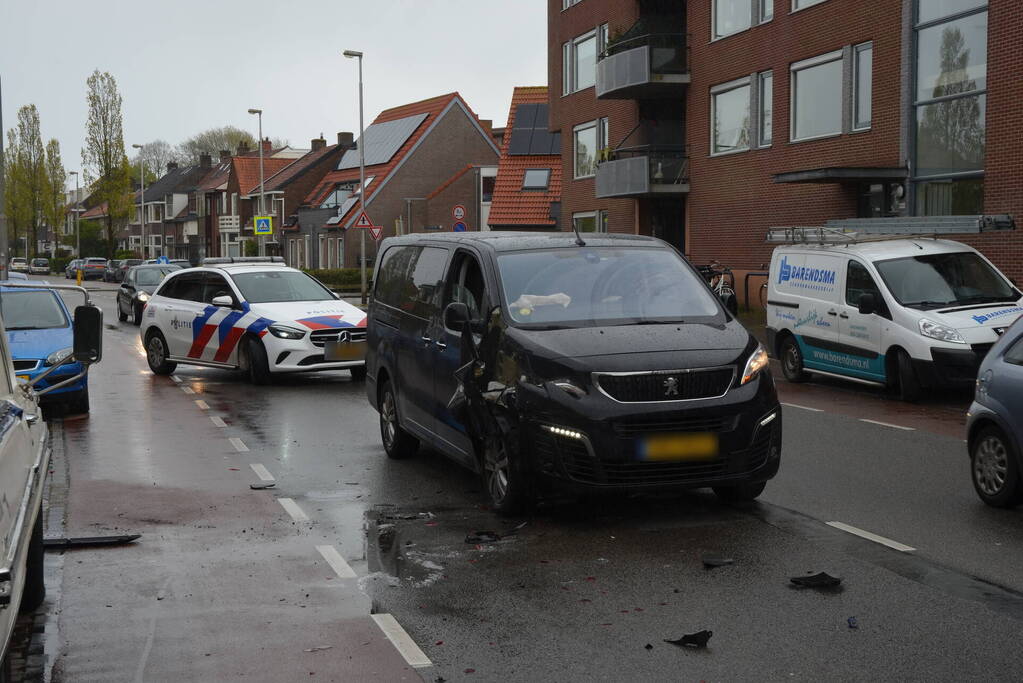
[[766, 214, 1015, 244]]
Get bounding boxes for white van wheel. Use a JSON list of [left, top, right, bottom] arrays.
[[779, 336, 809, 382], [895, 350, 922, 402]]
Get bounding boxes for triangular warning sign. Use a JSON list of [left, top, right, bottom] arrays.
[[369, 226, 383, 241], [354, 211, 373, 229]]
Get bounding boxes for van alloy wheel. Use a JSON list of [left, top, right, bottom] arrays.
[[974, 434, 1008, 497], [380, 391, 398, 450], [484, 441, 510, 505]]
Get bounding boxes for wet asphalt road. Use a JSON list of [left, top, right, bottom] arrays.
[[18, 275, 1023, 681]]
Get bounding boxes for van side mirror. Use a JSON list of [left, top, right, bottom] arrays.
[[73, 305, 103, 364], [211, 295, 233, 307], [858, 293, 877, 316], [444, 302, 470, 331]]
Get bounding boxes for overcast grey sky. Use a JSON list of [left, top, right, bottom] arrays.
[[1, 0, 547, 182]]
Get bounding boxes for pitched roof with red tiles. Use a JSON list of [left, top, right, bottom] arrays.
[[305, 92, 496, 226], [80, 202, 109, 220], [488, 87, 561, 228], [232, 156, 296, 196], [261, 144, 341, 193]]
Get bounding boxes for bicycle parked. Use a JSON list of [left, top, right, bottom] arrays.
[[697, 260, 738, 315]]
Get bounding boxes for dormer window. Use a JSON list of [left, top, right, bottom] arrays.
[[522, 169, 551, 190]]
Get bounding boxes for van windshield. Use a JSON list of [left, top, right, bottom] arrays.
[[496, 247, 721, 328], [874, 252, 1020, 310]]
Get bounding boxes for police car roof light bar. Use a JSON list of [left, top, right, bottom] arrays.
[[767, 214, 1015, 244], [201, 256, 285, 265]]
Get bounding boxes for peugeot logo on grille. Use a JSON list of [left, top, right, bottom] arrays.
[[663, 376, 679, 397]]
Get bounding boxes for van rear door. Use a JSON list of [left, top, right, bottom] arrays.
[[774, 252, 849, 374]]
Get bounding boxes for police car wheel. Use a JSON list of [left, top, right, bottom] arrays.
[[244, 337, 272, 385], [146, 331, 177, 375], [779, 336, 808, 383], [379, 381, 417, 459]]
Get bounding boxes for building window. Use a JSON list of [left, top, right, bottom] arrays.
[[790, 50, 843, 142], [231, 193, 238, 215], [572, 210, 607, 233], [563, 26, 605, 94], [759, 71, 773, 146], [913, 2, 987, 215], [562, 0, 582, 8], [760, 0, 774, 22], [573, 118, 607, 179], [853, 42, 873, 130], [792, 0, 828, 10], [711, 78, 751, 155], [522, 169, 552, 190], [714, 0, 773, 39]]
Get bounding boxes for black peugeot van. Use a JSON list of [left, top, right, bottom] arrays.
[[365, 233, 781, 513]]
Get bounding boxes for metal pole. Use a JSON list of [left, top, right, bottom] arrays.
[[258, 112, 264, 256], [357, 55, 366, 305], [0, 75, 7, 281], [74, 172, 80, 258]]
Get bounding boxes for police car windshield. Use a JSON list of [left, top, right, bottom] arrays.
[[497, 247, 720, 328], [231, 271, 334, 304], [1, 291, 69, 330], [875, 252, 1020, 309]]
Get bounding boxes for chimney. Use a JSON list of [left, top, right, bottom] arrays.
[[479, 119, 493, 136], [219, 149, 231, 162], [261, 137, 272, 154], [337, 132, 354, 147], [166, 162, 178, 173], [199, 153, 212, 169], [237, 141, 250, 155], [311, 135, 327, 152]]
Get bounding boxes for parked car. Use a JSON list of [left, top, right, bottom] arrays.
[[1, 284, 91, 413], [79, 257, 108, 280], [9, 257, 28, 273], [766, 238, 1022, 401], [29, 258, 50, 275], [140, 258, 366, 383], [4, 272, 29, 281], [117, 264, 181, 325], [967, 316, 1023, 507], [115, 258, 143, 282], [0, 283, 102, 671], [64, 259, 82, 279], [365, 233, 781, 513], [103, 259, 123, 282], [145, 258, 191, 268]]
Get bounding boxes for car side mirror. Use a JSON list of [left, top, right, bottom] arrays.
[[211, 295, 233, 307], [73, 305, 103, 364], [444, 302, 470, 331], [858, 292, 877, 316]]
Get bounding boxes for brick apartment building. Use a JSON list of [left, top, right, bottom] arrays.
[[550, 0, 1022, 287]]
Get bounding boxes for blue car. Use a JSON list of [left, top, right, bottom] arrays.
[[1, 285, 90, 413]]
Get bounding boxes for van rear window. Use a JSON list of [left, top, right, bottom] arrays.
[[375, 246, 448, 318]]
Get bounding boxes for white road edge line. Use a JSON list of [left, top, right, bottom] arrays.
[[859, 418, 915, 431], [170, 375, 182, 383], [826, 521, 916, 552], [316, 544, 357, 579], [229, 437, 249, 452], [371, 614, 432, 669], [277, 497, 309, 523], [781, 402, 824, 412], [194, 399, 210, 410], [249, 463, 275, 482], [210, 416, 227, 428], [180, 386, 195, 395]]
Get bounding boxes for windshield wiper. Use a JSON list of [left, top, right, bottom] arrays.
[[954, 295, 1017, 306], [904, 300, 953, 309]]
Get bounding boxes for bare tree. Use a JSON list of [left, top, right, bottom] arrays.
[[82, 70, 132, 257], [177, 126, 289, 164], [131, 139, 180, 179]]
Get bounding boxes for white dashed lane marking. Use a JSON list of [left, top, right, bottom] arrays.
[[859, 418, 915, 431], [781, 402, 824, 412], [180, 386, 195, 395], [827, 521, 916, 552], [249, 463, 275, 481], [194, 399, 210, 410], [371, 614, 432, 669], [210, 416, 226, 428], [229, 437, 249, 452], [277, 498, 309, 523], [170, 375, 182, 383], [316, 545, 357, 579]]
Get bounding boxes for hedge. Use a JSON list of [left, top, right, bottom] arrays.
[[304, 268, 374, 290], [51, 257, 73, 274]]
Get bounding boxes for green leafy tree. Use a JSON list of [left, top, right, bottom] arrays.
[[4, 105, 47, 256], [62, 219, 105, 256], [42, 138, 66, 253], [3, 129, 31, 257], [82, 70, 132, 258]]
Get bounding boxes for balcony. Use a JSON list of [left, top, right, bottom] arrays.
[[595, 148, 689, 198], [596, 31, 689, 100]]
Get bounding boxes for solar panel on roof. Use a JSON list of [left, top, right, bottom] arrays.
[[337, 112, 428, 170], [514, 103, 539, 130], [508, 129, 533, 155]]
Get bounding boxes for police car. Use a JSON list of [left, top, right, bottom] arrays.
[[139, 258, 367, 383]]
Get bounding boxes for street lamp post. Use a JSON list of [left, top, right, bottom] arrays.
[[69, 171, 80, 257], [131, 144, 145, 259], [248, 108, 265, 256], [343, 49, 368, 305]]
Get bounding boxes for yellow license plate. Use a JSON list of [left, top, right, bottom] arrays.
[[639, 433, 719, 462], [17, 374, 30, 383], [325, 341, 366, 362]]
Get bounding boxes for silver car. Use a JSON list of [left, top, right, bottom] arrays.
[[967, 316, 1023, 507]]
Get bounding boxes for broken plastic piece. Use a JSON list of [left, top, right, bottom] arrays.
[[702, 556, 734, 568], [664, 630, 713, 649], [303, 646, 333, 653], [848, 617, 859, 629], [43, 534, 141, 550], [465, 531, 501, 544], [790, 572, 842, 588], [644, 644, 653, 650], [250, 481, 276, 490]]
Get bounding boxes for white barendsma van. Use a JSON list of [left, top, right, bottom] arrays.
[[765, 238, 1022, 400]]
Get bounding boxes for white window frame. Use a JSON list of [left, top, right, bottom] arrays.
[[572, 118, 608, 179], [522, 168, 552, 190], [792, 0, 829, 12], [760, 0, 774, 23], [572, 211, 607, 234], [790, 49, 844, 143], [853, 41, 873, 131], [231, 193, 238, 215], [758, 70, 773, 147], [562, 26, 605, 95], [713, 0, 751, 40], [562, 0, 582, 9], [710, 76, 752, 156]]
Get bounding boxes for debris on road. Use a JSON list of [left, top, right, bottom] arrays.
[[790, 572, 842, 589], [44, 534, 141, 551], [848, 617, 859, 629], [644, 643, 653, 650], [701, 556, 735, 568], [465, 531, 501, 544], [664, 630, 713, 649], [303, 646, 333, 653], [250, 481, 276, 490]]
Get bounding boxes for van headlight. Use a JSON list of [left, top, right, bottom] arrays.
[[45, 347, 74, 366], [741, 345, 770, 385], [918, 318, 965, 344], [268, 324, 306, 340]]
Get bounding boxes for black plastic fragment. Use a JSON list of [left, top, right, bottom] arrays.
[[465, 531, 501, 544], [644, 643, 653, 651], [664, 630, 713, 649], [790, 572, 842, 588], [43, 534, 141, 550], [848, 616, 859, 629], [701, 556, 734, 568], [250, 481, 276, 490]]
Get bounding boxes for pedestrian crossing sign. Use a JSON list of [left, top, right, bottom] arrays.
[[254, 216, 273, 235]]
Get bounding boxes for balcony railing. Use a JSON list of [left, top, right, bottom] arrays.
[[595, 147, 689, 199], [596, 33, 689, 99]]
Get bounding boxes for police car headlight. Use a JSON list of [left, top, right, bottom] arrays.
[[741, 345, 770, 385], [919, 318, 966, 344], [136, 292, 150, 302], [268, 324, 306, 340], [45, 347, 74, 366]]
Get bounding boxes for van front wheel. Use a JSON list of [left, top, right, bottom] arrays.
[[894, 350, 922, 402], [780, 336, 809, 383]]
